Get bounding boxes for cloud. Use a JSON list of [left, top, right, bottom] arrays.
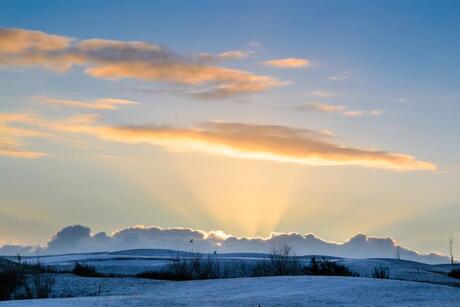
[[342, 110, 364, 117], [37, 97, 137, 110], [0, 113, 49, 158], [57, 116, 434, 171], [0, 112, 433, 170], [309, 90, 337, 98], [327, 71, 352, 81], [199, 50, 251, 61], [299, 102, 383, 118], [0, 224, 448, 264], [0, 28, 283, 98], [303, 102, 347, 113], [264, 58, 311, 69], [370, 109, 384, 116]]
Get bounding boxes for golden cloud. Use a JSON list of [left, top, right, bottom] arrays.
[[0, 28, 283, 98], [0, 113, 49, 158], [264, 58, 311, 69], [48, 116, 434, 171], [0, 112, 434, 170], [0, 28, 70, 54], [37, 97, 137, 110]]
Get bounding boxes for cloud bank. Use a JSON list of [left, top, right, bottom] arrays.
[[0, 225, 448, 264], [0, 28, 283, 98]]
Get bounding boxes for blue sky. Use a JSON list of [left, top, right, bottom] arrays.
[[0, 1, 459, 256]]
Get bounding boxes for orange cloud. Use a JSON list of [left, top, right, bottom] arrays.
[[0, 112, 434, 170], [50, 116, 435, 171], [0, 28, 283, 98], [0, 28, 70, 54], [37, 97, 137, 110], [0, 113, 49, 158], [264, 58, 311, 69], [305, 102, 347, 113]]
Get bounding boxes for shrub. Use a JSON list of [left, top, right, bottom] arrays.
[[136, 255, 220, 281], [72, 262, 101, 277], [448, 269, 460, 279], [251, 245, 303, 277], [372, 265, 390, 279], [304, 257, 358, 277], [28, 264, 55, 299], [0, 257, 55, 300], [0, 263, 25, 301]]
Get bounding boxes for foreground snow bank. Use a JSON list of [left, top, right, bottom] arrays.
[[1, 276, 460, 306]]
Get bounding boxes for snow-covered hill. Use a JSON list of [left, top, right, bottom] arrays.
[[1, 275, 460, 307]]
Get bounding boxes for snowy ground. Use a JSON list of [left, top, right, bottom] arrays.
[[6, 249, 459, 286], [1, 275, 460, 306], [1, 249, 460, 306]]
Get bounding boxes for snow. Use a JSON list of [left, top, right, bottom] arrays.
[[6, 250, 460, 284], [2, 249, 460, 306], [1, 275, 460, 306]]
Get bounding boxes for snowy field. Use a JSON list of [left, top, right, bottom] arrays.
[[6, 249, 459, 285], [1, 275, 460, 306], [1, 249, 460, 306]]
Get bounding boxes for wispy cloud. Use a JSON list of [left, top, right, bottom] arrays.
[[303, 102, 346, 113], [300, 102, 384, 118], [309, 90, 337, 98], [0, 113, 48, 158], [370, 109, 384, 116], [327, 71, 352, 81], [44, 114, 437, 170], [36, 97, 137, 110], [1, 112, 432, 170], [263, 58, 311, 69], [0, 28, 284, 99], [199, 50, 251, 61]]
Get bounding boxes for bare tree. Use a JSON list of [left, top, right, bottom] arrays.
[[395, 245, 400, 261], [267, 244, 300, 275], [449, 234, 455, 267]]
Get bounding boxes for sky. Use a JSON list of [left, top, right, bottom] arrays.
[[0, 0, 459, 256]]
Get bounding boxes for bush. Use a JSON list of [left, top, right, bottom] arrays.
[[137, 249, 358, 280], [136, 255, 220, 281], [250, 245, 303, 277], [72, 262, 101, 277], [303, 257, 358, 277], [22, 263, 55, 299], [448, 269, 460, 279], [0, 257, 55, 300], [372, 265, 390, 279], [0, 263, 25, 300]]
